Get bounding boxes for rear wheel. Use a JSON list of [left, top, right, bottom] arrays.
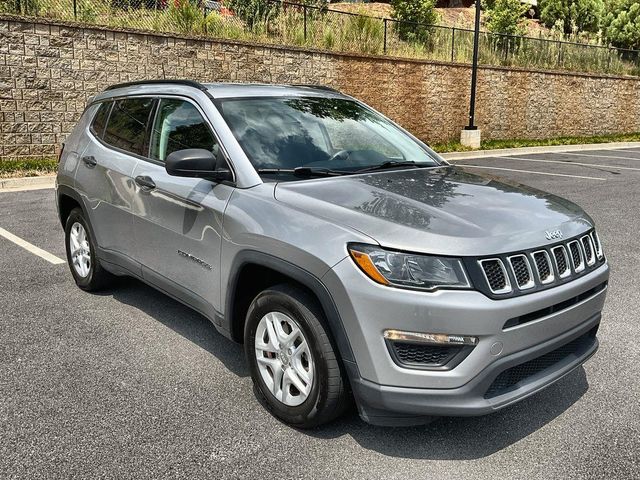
[[64, 207, 113, 291], [245, 284, 350, 428]]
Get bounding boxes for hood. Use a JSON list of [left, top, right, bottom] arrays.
[[273, 166, 594, 256]]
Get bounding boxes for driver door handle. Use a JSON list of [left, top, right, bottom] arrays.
[[135, 175, 156, 190]]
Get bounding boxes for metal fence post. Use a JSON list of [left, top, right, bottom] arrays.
[[557, 41, 562, 67], [203, 6, 207, 34], [451, 27, 456, 62], [303, 5, 307, 42], [73, 0, 77, 20], [383, 18, 387, 54]]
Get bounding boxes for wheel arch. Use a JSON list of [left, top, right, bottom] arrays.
[[57, 185, 85, 227], [224, 251, 356, 366]]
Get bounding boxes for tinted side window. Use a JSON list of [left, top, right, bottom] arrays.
[[150, 99, 218, 162], [90, 102, 111, 139], [103, 98, 155, 156]]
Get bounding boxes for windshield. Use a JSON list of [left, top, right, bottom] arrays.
[[216, 96, 440, 176]]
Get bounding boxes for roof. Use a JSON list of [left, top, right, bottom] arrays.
[[97, 80, 344, 101], [203, 82, 343, 99]]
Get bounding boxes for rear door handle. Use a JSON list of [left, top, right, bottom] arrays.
[[135, 175, 156, 190], [81, 155, 97, 168]]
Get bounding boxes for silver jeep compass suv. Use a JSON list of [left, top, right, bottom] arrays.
[[56, 80, 609, 427]]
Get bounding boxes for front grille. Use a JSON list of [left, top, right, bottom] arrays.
[[391, 342, 460, 367], [509, 255, 532, 289], [484, 327, 598, 398], [474, 229, 604, 298], [480, 259, 509, 293]]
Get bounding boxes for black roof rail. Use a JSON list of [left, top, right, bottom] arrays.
[[104, 79, 210, 93], [290, 84, 341, 93]]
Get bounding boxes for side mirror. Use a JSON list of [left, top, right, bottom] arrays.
[[165, 148, 233, 182]]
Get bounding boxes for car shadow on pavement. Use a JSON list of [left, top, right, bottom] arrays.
[[310, 367, 590, 460], [94, 277, 590, 460], [103, 277, 250, 378]]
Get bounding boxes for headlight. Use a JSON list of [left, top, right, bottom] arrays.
[[348, 243, 471, 291]]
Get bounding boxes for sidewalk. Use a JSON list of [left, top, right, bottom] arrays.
[[440, 141, 640, 161]]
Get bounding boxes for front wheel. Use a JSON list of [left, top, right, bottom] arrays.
[[245, 284, 350, 428]]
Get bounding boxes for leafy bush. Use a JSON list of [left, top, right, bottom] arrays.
[[484, 0, 528, 36], [226, 0, 279, 28], [539, 0, 604, 35], [390, 0, 438, 43], [602, 0, 640, 50], [168, 0, 204, 34]]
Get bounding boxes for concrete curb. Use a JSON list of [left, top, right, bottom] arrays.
[[440, 141, 640, 161], [0, 175, 56, 192]]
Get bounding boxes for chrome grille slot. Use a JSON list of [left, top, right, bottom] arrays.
[[479, 259, 512, 294], [508, 255, 534, 290], [568, 240, 585, 273], [551, 245, 571, 279], [591, 231, 603, 259], [532, 250, 554, 284], [581, 235, 595, 266]]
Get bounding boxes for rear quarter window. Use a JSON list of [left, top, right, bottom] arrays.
[[90, 102, 112, 139], [103, 97, 155, 156]]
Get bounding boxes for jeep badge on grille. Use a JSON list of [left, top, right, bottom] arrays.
[[545, 229, 563, 241]]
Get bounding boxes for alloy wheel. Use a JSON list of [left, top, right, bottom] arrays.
[[254, 311, 314, 407], [69, 222, 91, 278]]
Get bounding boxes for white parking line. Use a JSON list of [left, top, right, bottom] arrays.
[[458, 164, 607, 181], [458, 155, 640, 172], [561, 152, 640, 161], [0, 227, 65, 265]]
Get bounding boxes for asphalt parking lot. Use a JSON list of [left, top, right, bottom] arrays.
[[1, 148, 639, 479]]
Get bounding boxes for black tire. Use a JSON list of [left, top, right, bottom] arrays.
[[64, 207, 113, 291], [245, 284, 350, 428]]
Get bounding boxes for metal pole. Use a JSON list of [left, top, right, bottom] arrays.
[[451, 27, 455, 62], [466, 0, 481, 130], [383, 18, 387, 54], [73, 0, 77, 19]]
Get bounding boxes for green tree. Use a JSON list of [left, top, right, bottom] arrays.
[[539, 0, 604, 35], [602, 0, 640, 50], [390, 0, 439, 43], [484, 0, 528, 36]]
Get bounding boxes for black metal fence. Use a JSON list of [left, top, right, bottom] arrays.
[[3, 0, 639, 76]]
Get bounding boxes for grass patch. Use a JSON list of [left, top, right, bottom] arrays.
[[0, 158, 58, 178], [432, 132, 640, 153]]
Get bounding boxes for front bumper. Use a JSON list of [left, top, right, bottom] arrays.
[[322, 258, 608, 425], [348, 314, 599, 425]]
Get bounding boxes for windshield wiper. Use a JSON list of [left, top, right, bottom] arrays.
[[355, 161, 433, 173], [256, 167, 352, 177]]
